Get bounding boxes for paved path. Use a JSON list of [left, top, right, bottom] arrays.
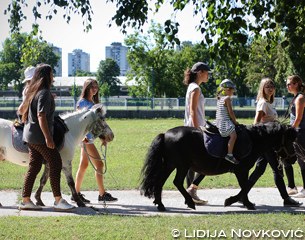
[[0, 188, 304, 217]]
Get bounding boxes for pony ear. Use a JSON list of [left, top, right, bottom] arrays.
[[92, 103, 105, 115]]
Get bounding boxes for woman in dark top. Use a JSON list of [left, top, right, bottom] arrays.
[[284, 75, 305, 198], [20, 63, 75, 211]]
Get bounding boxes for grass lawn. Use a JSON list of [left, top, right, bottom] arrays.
[[0, 118, 304, 239]]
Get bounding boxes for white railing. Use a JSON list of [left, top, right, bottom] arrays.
[[0, 96, 291, 111]]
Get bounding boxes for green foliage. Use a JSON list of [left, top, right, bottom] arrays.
[[100, 82, 111, 97], [5, 0, 93, 33], [70, 82, 81, 97], [5, 0, 305, 94], [243, 34, 296, 97], [125, 22, 217, 98], [75, 69, 95, 76], [96, 58, 121, 96], [0, 32, 59, 96], [111, 0, 305, 80]]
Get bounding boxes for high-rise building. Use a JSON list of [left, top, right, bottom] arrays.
[[52, 46, 62, 77], [105, 42, 129, 76], [68, 49, 90, 76]]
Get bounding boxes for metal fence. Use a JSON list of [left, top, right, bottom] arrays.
[[0, 96, 291, 111]]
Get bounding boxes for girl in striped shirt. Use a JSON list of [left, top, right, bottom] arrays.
[[214, 79, 239, 164]]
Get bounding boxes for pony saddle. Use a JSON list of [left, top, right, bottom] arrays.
[[12, 116, 69, 153], [202, 121, 252, 159]]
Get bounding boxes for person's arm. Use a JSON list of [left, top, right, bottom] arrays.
[[225, 97, 238, 125], [38, 112, 55, 149], [254, 111, 264, 124], [292, 95, 305, 128], [189, 89, 200, 128], [17, 101, 25, 115]]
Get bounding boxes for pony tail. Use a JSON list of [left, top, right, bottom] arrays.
[[140, 133, 165, 198], [183, 69, 197, 85]]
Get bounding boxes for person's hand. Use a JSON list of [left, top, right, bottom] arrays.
[[52, 93, 57, 99], [46, 136, 55, 149], [101, 138, 108, 146]]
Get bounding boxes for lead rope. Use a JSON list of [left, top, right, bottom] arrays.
[[281, 94, 299, 124], [82, 142, 107, 175]]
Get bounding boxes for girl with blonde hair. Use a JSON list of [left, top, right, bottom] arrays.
[[254, 78, 277, 124]]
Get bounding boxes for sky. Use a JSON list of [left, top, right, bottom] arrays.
[[0, 0, 203, 76]]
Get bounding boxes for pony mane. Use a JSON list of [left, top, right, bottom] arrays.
[[59, 108, 87, 120], [247, 121, 287, 139], [59, 104, 106, 120]]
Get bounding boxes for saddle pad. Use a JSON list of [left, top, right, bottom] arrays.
[[12, 116, 68, 153], [203, 125, 252, 159], [12, 126, 28, 153]]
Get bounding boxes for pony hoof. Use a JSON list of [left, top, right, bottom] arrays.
[[187, 202, 196, 210], [224, 198, 233, 207], [36, 200, 45, 207], [77, 201, 86, 207], [245, 203, 256, 210], [157, 204, 166, 212]]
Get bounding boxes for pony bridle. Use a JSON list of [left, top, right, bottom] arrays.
[[90, 117, 107, 138], [274, 135, 296, 162], [86, 110, 106, 139]]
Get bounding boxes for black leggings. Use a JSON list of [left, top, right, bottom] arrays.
[[284, 128, 305, 189], [186, 170, 205, 188], [22, 143, 62, 198], [247, 150, 289, 200]]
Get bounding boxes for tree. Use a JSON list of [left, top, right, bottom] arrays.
[[0, 33, 59, 96], [125, 22, 179, 98], [243, 35, 296, 97], [96, 58, 120, 96]]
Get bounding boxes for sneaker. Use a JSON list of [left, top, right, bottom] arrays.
[[187, 187, 208, 205], [292, 188, 305, 198], [287, 187, 298, 195], [98, 192, 118, 203], [19, 200, 42, 211], [54, 198, 76, 211], [225, 154, 239, 165], [71, 192, 90, 203], [283, 197, 303, 207]]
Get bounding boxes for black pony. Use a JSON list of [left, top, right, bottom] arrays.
[[140, 122, 297, 211]]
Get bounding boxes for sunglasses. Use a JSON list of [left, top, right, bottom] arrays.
[[286, 82, 295, 87]]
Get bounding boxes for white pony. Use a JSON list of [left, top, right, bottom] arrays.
[[0, 104, 114, 207]]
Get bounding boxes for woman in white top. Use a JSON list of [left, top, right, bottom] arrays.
[[183, 62, 210, 205], [254, 78, 278, 124], [250, 78, 277, 182]]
